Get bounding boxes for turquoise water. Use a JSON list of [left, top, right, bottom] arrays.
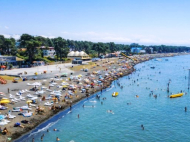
[[17, 55, 190, 142]]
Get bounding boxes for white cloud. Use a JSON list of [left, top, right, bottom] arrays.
[[40, 35, 55, 39], [4, 26, 9, 29], [1, 34, 20, 40], [60, 31, 190, 46]]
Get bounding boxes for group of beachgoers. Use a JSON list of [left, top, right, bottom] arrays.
[[1, 53, 187, 141]]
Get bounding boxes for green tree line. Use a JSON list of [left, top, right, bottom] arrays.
[[0, 34, 190, 63]]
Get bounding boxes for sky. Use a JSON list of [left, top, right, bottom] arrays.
[[0, 0, 190, 46]]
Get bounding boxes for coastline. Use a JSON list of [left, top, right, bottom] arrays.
[[0, 53, 189, 142]]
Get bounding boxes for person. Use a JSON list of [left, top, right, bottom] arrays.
[[21, 120, 30, 124], [41, 135, 43, 141], [32, 138, 35, 142], [2, 127, 8, 135], [78, 114, 80, 118], [53, 129, 57, 131], [56, 137, 60, 141], [14, 122, 24, 128], [8, 88, 9, 93], [101, 102, 103, 105], [141, 124, 144, 130], [47, 129, 49, 132], [185, 107, 187, 112]]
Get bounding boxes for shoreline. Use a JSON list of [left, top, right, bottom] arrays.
[[0, 53, 189, 142]]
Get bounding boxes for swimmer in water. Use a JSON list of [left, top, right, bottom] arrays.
[[141, 124, 144, 130], [41, 135, 43, 141], [78, 114, 80, 118], [56, 137, 60, 141], [53, 129, 57, 131], [47, 129, 49, 132]]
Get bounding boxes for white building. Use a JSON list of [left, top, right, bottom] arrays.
[[41, 46, 55, 58]]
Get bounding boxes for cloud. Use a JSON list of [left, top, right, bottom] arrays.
[[1, 34, 20, 40], [60, 31, 190, 46], [4, 26, 9, 29], [40, 35, 55, 39]]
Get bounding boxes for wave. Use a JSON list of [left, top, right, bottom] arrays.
[[28, 118, 60, 137], [106, 85, 114, 91]]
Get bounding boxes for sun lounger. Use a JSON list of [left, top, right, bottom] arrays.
[[29, 103, 36, 107], [49, 84, 54, 87], [44, 102, 52, 106], [25, 89, 30, 92], [22, 112, 33, 117]]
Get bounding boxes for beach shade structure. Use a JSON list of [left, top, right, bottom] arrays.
[[26, 100, 32, 103], [78, 74, 83, 77], [62, 85, 68, 88], [0, 99, 10, 104], [61, 73, 68, 77], [0, 115, 5, 120], [0, 92, 5, 96]]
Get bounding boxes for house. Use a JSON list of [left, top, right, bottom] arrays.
[[140, 50, 146, 54], [131, 47, 142, 53], [40, 46, 55, 58], [0, 55, 24, 66]]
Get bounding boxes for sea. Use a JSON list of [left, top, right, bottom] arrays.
[[16, 54, 190, 142]]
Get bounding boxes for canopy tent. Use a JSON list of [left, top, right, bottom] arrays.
[[0, 99, 10, 104]]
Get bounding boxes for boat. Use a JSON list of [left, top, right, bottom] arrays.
[[112, 92, 119, 97], [170, 93, 184, 98]]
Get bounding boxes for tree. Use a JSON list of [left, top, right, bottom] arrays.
[[25, 39, 41, 63], [53, 37, 68, 60], [109, 42, 116, 53], [92, 42, 106, 56]]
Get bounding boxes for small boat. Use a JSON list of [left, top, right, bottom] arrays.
[[112, 92, 119, 97], [170, 93, 184, 98]]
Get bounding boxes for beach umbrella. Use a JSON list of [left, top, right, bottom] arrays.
[[1, 65, 6, 68], [0, 99, 10, 104], [0, 92, 5, 96], [0, 115, 5, 120], [26, 100, 32, 103], [62, 85, 68, 88]]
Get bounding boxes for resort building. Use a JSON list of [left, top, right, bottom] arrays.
[[67, 51, 91, 60], [131, 47, 142, 53], [0, 55, 24, 67], [40, 46, 55, 58]]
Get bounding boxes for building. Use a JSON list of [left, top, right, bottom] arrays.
[[67, 51, 91, 60], [131, 47, 142, 53], [40, 46, 55, 58], [0, 56, 24, 66], [140, 50, 146, 54]]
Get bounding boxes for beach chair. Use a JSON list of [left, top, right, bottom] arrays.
[[25, 89, 30, 92]]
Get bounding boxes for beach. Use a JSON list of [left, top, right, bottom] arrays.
[[0, 53, 188, 142]]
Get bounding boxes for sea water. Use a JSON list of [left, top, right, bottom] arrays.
[[17, 55, 190, 142]]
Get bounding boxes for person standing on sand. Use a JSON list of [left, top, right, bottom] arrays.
[[8, 88, 9, 93]]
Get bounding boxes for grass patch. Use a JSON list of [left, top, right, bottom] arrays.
[[70, 62, 96, 71], [0, 75, 22, 81]]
